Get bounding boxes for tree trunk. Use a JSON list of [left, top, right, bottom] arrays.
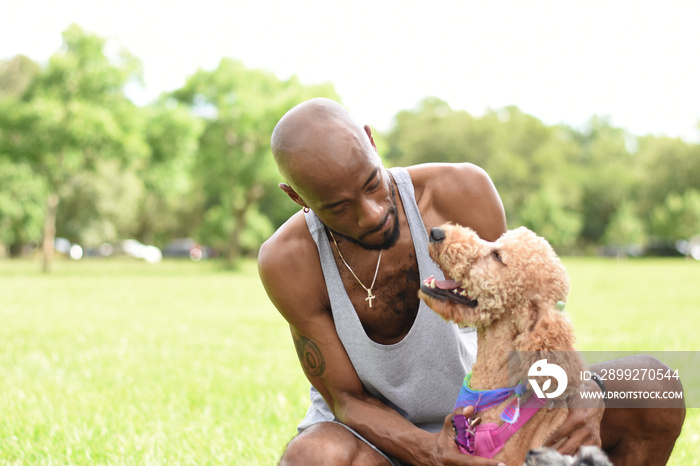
[[42, 192, 59, 273], [9, 242, 23, 258], [226, 184, 264, 268], [228, 209, 245, 267]]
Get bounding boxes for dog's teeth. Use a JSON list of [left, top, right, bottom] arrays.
[[460, 290, 467, 297]]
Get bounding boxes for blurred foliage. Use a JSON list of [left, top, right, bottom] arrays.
[[0, 24, 146, 270], [169, 58, 339, 265], [651, 190, 700, 241], [0, 55, 40, 98], [0, 25, 699, 268], [0, 158, 46, 251], [386, 98, 699, 253]]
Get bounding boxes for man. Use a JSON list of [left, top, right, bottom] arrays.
[[258, 98, 684, 465]]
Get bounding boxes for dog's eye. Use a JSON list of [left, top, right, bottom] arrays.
[[492, 250, 503, 263]]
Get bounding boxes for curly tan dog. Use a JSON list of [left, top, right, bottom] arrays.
[[419, 224, 588, 465]]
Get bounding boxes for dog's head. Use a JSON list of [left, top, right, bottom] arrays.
[[524, 447, 575, 466], [418, 224, 573, 353], [524, 446, 613, 466]]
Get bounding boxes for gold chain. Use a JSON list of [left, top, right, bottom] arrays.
[[328, 229, 382, 308]]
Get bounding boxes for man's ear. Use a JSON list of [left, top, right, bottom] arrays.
[[364, 125, 377, 151], [279, 183, 306, 208]]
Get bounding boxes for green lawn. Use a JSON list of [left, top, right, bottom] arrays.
[[0, 257, 698, 465]]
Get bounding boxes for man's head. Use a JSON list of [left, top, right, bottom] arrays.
[[271, 98, 399, 250]]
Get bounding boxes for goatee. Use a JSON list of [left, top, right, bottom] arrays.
[[329, 183, 401, 251]]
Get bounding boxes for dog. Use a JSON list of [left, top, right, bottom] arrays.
[[524, 446, 613, 466], [419, 224, 589, 465]]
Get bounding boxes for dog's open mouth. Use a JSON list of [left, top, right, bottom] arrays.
[[421, 276, 478, 307]]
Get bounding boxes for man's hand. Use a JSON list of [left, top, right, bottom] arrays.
[[430, 406, 505, 466], [546, 380, 604, 455]]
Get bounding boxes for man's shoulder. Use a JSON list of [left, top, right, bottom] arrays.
[[403, 163, 506, 241], [258, 212, 330, 321], [258, 212, 317, 278], [404, 162, 493, 202]]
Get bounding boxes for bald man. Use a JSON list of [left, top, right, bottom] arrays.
[[258, 98, 684, 465]]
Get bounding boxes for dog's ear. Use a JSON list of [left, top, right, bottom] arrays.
[[514, 300, 575, 354], [510, 229, 572, 353], [514, 300, 583, 396]]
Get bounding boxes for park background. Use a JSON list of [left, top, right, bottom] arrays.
[[1, 1, 699, 464]]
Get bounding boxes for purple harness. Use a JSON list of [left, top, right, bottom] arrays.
[[452, 373, 547, 458]]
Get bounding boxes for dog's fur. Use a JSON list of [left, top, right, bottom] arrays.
[[524, 446, 613, 466], [419, 225, 588, 465]]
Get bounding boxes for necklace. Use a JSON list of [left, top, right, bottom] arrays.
[[328, 229, 382, 308]]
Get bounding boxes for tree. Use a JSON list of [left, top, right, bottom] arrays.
[[634, 136, 700, 217], [385, 99, 581, 240], [0, 158, 46, 256], [0, 55, 40, 98], [651, 190, 700, 242], [171, 59, 338, 266], [384, 100, 700, 252], [134, 101, 203, 245], [602, 201, 646, 258], [565, 116, 635, 244], [519, 186, 583, 251], [53, 158, 145, 246], [0, 56, 44, 256], [0, 24, 146, 271], [385, 98, 478, 166]]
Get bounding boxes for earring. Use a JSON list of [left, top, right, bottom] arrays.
[[303, 206, 310, 213]]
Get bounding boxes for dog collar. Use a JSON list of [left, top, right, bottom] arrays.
[[454, 372, 528, 422], [452, 372, 547, 457], [453, 393, 547, 458]]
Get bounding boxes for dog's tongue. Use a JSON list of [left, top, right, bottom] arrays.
[[435, 279, 460, 290], [423, 276, 461, 290]]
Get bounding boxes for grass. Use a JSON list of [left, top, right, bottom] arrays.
[[0, 259, 309, 465], [0, 257, 698, 465], [563, 258, 700, 466]]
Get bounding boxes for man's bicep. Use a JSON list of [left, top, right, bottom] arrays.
[[259, 239, 366, 409], [287, 316, 366, 412], [290, 326, 327, 377], [436, 164, 507, 241]]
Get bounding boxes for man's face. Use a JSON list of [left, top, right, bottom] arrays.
[[279, 113, 400, 250], [329, 181, 400, 251], [305, 160, 401, 251]]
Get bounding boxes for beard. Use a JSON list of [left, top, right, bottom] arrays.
[[351, 206, 400, 251], [330, 183, 401, 251]]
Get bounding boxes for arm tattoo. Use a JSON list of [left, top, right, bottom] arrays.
[[292, 333, 326, 377]]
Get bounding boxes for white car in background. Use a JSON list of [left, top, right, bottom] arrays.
[[54, 237, 83, 260], [104, 239, 163, 263]]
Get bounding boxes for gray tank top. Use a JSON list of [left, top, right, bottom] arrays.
[[299, 166, 477, 433]]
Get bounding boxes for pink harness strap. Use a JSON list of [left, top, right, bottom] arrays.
[[454, 394, 548, 458]]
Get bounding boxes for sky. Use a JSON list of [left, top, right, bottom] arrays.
[[2, 0, 700, 141]]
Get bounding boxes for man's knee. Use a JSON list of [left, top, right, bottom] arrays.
[[280, 422, 390, 466], [595, 355, 686, 465]]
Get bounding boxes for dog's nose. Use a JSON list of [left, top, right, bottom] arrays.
[[430, 227, 445, 243]]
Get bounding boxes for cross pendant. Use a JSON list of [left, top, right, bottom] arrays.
[[365, 290, 376, 308]]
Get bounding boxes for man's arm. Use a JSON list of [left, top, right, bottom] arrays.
[[258, 215, 502, 466], [409, 163, 507, 241]]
